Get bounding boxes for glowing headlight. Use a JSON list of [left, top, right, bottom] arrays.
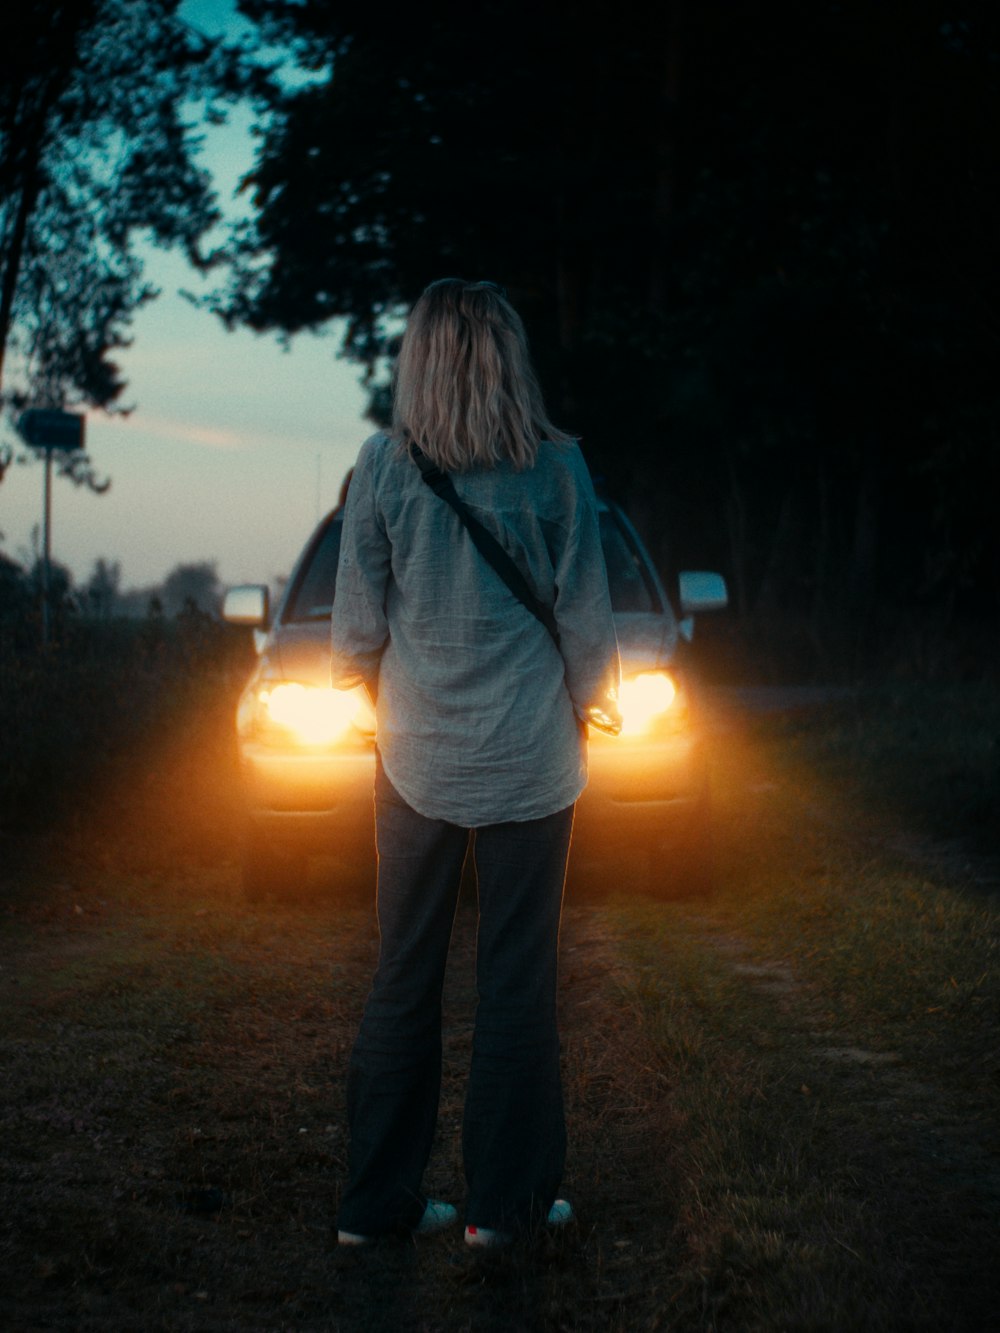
[[618, 671, 677, 735], [259, 683, 368, 746]]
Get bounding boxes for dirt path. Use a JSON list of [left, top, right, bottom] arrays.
[[2, 704, 998, 1329]]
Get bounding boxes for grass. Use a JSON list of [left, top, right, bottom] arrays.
[[602, 895, 999, 1328], [1, 646, 999, 1329], [586, 697, 1000, 1327], [2, 868, 373, 1328], [762, 681, 1000, 856], [705, 697, 1000, 1086], [0, 615, 249, 868]]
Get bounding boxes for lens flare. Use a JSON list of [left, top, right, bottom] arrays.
[[260, 683, 366, 746], [619, 672, 677, 735]]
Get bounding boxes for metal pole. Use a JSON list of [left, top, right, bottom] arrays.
[[41, 444, 52, 646]]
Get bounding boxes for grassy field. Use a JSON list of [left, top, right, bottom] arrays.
[[599, 699, 1000, 1328], [1, 649, 998, 1330], [755, 682, 1000, 857]]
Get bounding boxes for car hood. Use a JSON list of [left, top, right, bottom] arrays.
[[613, 612, 678, 674], [264, 611, 677, 687], [266, 621, 334, 688]]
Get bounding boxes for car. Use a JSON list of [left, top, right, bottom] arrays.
[[222, 492, 727, 900]]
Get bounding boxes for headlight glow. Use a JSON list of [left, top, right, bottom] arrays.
[[259, 683, 369, 746], [618, 671, 677, 735]]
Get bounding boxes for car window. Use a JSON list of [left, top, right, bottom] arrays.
[[283, 507, 663, 622], [284, 519, 342, 622], [599, 510, 660, 613]]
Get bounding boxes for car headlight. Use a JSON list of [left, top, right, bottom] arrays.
[[618, 671, 678, 735], [249, 682, 374, 747]]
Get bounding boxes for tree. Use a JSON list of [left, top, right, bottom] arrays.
[[0, 0, 271, 490], [0, 550, 32, 624], [223, 0, 680, 405], [83, 556, 121, 619], [160, 560, 221, 618], [218, 0, 1000, 673]]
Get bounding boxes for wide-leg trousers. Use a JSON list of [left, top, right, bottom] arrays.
[[335, 758, 574, 1236]]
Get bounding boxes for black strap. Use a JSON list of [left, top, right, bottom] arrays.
[[409, 443, 560, 646]]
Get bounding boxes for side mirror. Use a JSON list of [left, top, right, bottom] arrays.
[[678, 571, 728, 614], [222, 584, 269, 628]]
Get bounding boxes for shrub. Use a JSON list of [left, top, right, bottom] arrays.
[[0, 609, 255, 869]]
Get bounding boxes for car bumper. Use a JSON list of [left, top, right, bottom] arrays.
[[239, 727, 705, 855], [574, 729, 707, 856], [239, 742, 376, 851]]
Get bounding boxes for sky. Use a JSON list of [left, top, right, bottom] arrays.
[[0, 0, 371, 594]]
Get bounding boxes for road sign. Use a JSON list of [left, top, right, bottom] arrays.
[[17, 408, 85, 452]]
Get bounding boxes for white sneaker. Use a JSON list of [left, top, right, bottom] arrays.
[[338, 1198, 457, 1246], [337, 1228, 373, 1247], [464, 1199, 574, 1249], [547, 1198, 574, 1227], [464, 1222, 512, 1249], [414, 1199, 458, 1236]]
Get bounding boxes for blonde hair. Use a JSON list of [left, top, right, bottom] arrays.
[[391, 278, 571, 471]]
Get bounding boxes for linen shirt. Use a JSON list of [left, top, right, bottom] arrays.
[[330, 432, 620, 826]]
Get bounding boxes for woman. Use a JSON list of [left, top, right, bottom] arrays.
[[330, 278, 620, 1248]]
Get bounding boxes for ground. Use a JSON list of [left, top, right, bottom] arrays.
[[1, 692, 998, 1331]]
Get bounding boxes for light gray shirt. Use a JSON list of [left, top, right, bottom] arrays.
[[330, 432, 620, 825]]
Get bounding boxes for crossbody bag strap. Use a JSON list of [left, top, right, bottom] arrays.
[[409, 443, 560, 646]]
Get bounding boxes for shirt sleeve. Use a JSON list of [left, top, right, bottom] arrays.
[[553, 447, 622, 734], [329, 437, 391, 689]]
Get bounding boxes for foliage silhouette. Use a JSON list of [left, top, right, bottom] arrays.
[[214, 0, 999, 675], [0, 0, 272, 490]]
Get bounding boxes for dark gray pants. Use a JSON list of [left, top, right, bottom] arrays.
[[335, 759, 573, 1236]]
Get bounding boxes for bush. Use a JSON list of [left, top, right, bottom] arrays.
[[0, 609, 255, 870], [769, 682, 1000, 856]]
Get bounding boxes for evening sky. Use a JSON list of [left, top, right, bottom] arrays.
[[1, 0, 370, 593]]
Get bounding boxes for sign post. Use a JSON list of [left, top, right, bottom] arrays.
[[16, 409, 86, 645]]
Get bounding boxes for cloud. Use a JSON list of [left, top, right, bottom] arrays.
[[103, 413, 248, 451], [163, 421, 247, 451]]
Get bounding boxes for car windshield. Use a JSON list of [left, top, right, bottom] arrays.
[[282, 506, 663, 623]]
